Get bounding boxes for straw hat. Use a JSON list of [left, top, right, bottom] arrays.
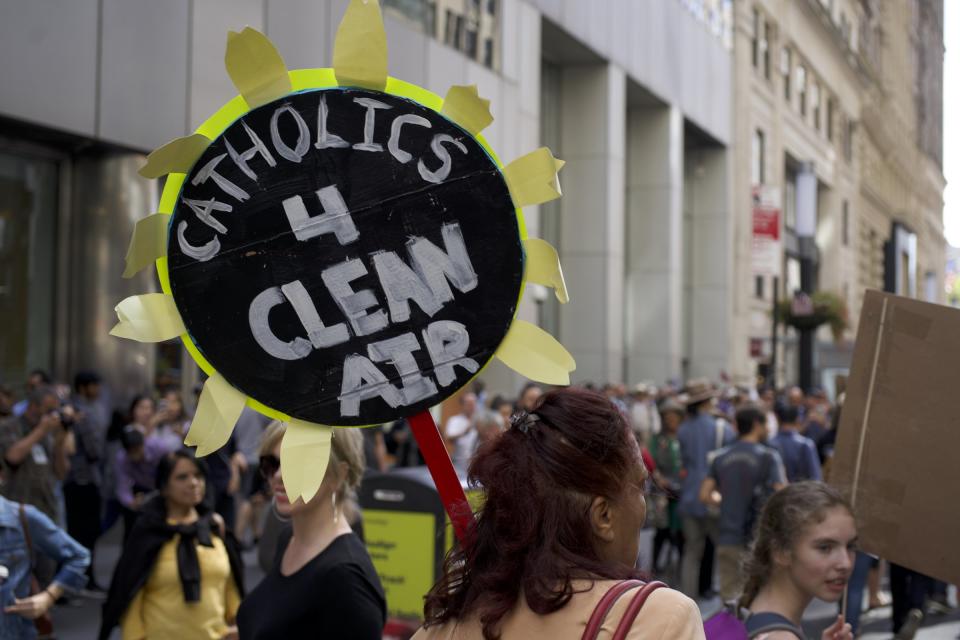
[[682, 378, 717, 404]]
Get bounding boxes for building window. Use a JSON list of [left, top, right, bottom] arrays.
[[842, 200, 849, 246], [781, 47, 792, 100], [386, 0, 499, 70], [811, 81, 821, 130], [752, 8, 760, 69], [826, 97, 835, 141], [751, 9, 770, 78], [796, 65, 807, 116], [755, 275, 765, 299], [843, 117, 855, 163], [784, 167, 797, 230], [752, 129, 766, 185], [0, 150, 59, 386]]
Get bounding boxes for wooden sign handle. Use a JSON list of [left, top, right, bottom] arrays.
[[409, 410, 474, 546]]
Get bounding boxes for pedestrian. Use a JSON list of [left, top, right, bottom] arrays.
[[738, 481, 854, 640], [698, 404, 786, 601], [11, 371, 52, 418], [0, 386, 74, 522], [630, 383, 661, 445], [473, 411, 504, 449], [442, 392, 477, 474], [100, 450, 244, 640], [236, 422, 386, 639], [63, 371, 109, 592], [0, 384, 13, 418], [414, 388, 704, 639], [769, 405, 822, 483], [232, 407, 270, 548], [489, 395, 514, 427], [516, 381, 542, 412], [677, 379, 735, 598], [114, 427, 169, 542], [649, 398, 685, 575], [152, 391, 192, 453], [0, 494, 90, 639], [888, 564, 932, 639]]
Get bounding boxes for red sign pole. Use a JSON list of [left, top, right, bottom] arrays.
[[408, 410, 474, 546]]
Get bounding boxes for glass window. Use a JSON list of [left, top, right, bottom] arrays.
[[781, 47, 792, 99], [827, 97, 835, 141], [796, 64, 807, 115], [755, 275, 765, 299], [844, 118, 855, 162], [784, 168, 797, 230], [0, 151, 59, 386], [388, 0, 498, 70], [841, 200, 849, 246], [752, 129, 766, 185], [811, 81, 821, 130], [759, 18, 770, 79], [752, 8, 760, 68]]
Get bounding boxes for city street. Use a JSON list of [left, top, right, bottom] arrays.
[[51, 525, 960, 639]]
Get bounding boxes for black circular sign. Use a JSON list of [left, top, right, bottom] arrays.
[[168, 88, 522, 426]]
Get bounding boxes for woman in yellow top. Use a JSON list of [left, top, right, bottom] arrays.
[[100, 449, 245, 640], [414, 387, 704, 640]]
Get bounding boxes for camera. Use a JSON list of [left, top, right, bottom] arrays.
[[56, 405, 76, 428]]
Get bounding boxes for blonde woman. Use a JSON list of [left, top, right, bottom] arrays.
[[236, 423, 385, 639]]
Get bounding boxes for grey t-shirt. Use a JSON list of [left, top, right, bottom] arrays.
[[708, 441, 785, 546]]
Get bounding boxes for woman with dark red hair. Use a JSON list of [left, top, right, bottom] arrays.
[[414, 387, 704, 639]]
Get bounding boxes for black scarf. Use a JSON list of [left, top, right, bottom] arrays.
[[99, 496, 245, 640]]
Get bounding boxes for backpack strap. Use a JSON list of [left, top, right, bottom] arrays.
[[611, 581, 667, 640], [746, 612, 804, 639], [582, 580, 644, 640], [18, 503, 36, 570]]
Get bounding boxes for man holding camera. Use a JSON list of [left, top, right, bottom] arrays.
[[0, 385, 75, 521]]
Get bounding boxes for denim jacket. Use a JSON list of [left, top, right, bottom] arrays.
[[0, 495, 90, 639]]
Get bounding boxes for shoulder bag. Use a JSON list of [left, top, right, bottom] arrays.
[[582, 579, 667, 640]]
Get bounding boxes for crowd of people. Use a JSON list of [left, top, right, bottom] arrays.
[[0, 369, 955, 639]]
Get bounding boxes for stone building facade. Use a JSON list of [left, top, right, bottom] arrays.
[[732, 0, 945, 391]]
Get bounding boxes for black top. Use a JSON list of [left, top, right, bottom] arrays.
[[237, 532, 386, 640], [745, 611, 804, 638]]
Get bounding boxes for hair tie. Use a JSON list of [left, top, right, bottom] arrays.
[[510, 411, 540, 434]]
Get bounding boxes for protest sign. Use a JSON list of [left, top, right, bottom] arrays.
[[831, 290, 960, 584], [109, 0, 573, 535], [168, 88, 522, 426]]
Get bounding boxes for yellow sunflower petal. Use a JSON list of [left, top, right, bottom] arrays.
[[225, 27, 292, 110], [281, 420, 333, 504], [139, 134, 211, 179], [495, 320, 575, 385], [123, 213, 170, 278], [523, 238, 569, 303], [109, 294, 185, 342], [502, 147, 565, 207], [185, 374, 247, 457], [441, 85, 494, 136], [333, 0, 388, 90]]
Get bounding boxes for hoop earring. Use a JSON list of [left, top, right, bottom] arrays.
[[332, 492, 340, 524], [271, 497, 291, 523]]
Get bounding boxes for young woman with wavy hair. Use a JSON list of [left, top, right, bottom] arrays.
[[739, 482, 855, 640], [414, 387, 703, 640]]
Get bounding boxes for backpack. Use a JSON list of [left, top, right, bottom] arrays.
[[704, 604, 804, 639]]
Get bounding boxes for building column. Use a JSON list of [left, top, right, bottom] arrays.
[[685, 147, 733, 379], [625, 105, 684, 383], [557, 63, 626, 384]]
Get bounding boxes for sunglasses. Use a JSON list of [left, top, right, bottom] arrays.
[[258, 454, 281, 479]]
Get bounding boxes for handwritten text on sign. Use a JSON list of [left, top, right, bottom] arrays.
[[167, 89, 522, 425]]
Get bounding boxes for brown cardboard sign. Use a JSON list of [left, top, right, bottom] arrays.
[[832, 290, 960, 584]]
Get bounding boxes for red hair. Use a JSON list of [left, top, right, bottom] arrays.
[[422, 387, 644, 639]]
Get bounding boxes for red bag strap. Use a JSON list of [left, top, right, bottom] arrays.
[[611, 581, 668, 640], [581, 580, 644, 640]]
